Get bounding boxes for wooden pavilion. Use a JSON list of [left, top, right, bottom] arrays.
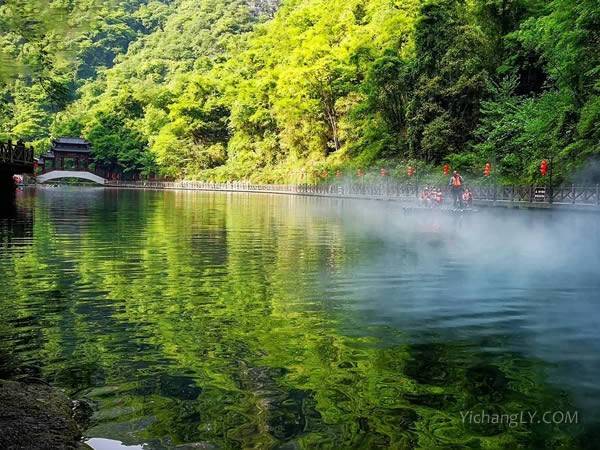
[[39, 137, 92, 172]]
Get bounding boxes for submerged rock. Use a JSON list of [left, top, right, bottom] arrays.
[[0, 379, 91, 450]]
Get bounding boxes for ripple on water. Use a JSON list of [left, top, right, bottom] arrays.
[[0, 188, 598, 448]]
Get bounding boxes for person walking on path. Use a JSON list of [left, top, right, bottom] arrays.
[[449, 171, 464, 208]]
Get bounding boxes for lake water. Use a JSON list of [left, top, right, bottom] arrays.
[[1, 187, 599, 449]]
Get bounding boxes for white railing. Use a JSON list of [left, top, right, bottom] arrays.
[[104, 180, 600, 208]]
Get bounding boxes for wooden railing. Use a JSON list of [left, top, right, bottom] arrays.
[[0, 141, 34, 169], [105, 180, 600, 209]]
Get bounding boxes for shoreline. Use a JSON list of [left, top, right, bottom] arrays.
[[94, 181, 600, 212], [0, 377, 93, 449], [0, 351, 92, 449]]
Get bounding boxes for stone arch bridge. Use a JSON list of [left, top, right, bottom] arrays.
[[36, 170, 106, 185]]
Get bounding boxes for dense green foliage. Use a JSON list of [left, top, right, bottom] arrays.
[[1, 0, 598, 183], [0, 0, 171, 150]]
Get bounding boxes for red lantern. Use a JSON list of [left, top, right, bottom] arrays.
[[443, 164, 450, 176], [380, 168, 388, 177], [540, 159, 548, 177], [484, 162, 491, 177], [407, 166, 415, 177]]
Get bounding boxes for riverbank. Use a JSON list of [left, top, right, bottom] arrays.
[[101, 180, 600, 211]]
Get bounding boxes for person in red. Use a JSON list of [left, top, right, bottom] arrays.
[[448, 171, 464, 208]]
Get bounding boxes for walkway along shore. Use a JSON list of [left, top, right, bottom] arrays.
[[103, 180, 600, 210]]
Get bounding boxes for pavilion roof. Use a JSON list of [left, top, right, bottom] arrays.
[[51, 137, 91, 153], [54, 137, 89, 145]]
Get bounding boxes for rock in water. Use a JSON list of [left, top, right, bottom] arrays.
[[0, 379, 91, 449]]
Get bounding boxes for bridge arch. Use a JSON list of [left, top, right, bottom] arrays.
[[37, 170, 107, 185]]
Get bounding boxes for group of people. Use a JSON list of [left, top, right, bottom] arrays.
[[420, 186, 445, 207], [419, 171, 473, 209]]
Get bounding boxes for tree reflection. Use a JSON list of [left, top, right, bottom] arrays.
[[0, 190, 586, 448]]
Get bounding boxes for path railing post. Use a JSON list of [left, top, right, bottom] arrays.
[[529, 185, 533, 203]]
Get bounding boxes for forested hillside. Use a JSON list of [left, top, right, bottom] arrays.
[[1, 0, 599, 183], [0, 1, 173, 145]]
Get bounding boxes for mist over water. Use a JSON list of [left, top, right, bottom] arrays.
[[325, 202, 600, 415], [1, 187, 599, 448]]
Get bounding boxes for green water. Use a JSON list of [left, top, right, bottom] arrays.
[[1, 187, 599, 449]]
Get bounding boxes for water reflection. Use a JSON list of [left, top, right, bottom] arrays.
[[0, 188, 34, 246], [0, 188, 598, 449]]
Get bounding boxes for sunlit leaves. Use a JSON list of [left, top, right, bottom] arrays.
[[1, 0, 598, 182]]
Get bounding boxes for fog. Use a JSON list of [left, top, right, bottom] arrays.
[[310, 198, 600, 418]]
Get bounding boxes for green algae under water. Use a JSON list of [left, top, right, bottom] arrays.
[[1, 187, 600, 449]]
